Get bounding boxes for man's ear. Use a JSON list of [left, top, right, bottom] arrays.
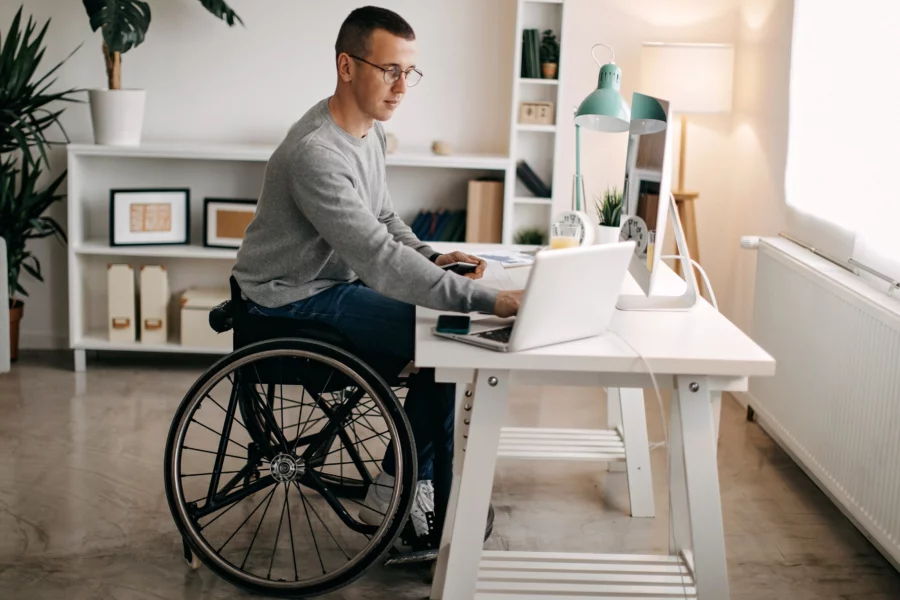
[[336, 53, 353, 83]]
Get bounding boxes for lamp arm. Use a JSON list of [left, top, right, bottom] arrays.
[[591, 43, 616, 67], [575, 122, 582, 211]]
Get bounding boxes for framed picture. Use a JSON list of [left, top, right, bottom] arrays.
[[202, 198, 257, 249], [110, 188, 190, 246]]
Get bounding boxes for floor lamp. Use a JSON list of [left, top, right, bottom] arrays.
[[639, 42, 734, 277]]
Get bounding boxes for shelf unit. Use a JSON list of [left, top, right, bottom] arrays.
[[65, 143, 510, 370], [505, 0, 569, 245]]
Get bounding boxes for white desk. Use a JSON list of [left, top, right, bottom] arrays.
[[418, 243, 775, 600]]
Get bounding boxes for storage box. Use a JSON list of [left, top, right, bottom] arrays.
[[519, 101, 555, 125], [466, 180, 504, 243], [180, 288, 232, 349], [107, 263, 136, 342], [140, 265, 169, 344]]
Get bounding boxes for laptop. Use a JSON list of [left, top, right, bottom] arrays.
[[433, 241, 636, 352]]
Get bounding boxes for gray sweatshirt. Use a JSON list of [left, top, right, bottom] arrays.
[[233, 97, 499, 314]]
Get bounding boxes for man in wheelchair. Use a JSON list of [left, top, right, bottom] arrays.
[[231, 6, 523, 554]]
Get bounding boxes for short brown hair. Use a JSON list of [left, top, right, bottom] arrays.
[[335, 6, 415, 59]]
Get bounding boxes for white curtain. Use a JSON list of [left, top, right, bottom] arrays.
[[785, 0, 900, 281]]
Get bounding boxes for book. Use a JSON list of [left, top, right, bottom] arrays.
[[516, 160, 551, 197]]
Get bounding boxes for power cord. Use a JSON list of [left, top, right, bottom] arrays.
[[610, 330, 689, 599], [609, 254, 719, 598], [661, 255, 718, 311]]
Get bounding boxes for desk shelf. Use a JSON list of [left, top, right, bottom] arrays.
[[498, 427, 625, 462], [476, 551, 697, 599]]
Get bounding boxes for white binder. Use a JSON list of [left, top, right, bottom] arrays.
[[140, 265, 169, 344], [107, 264, 136, 342]]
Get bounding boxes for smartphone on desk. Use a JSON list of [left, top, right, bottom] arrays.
[[440, 262, 478, 275], [435, 315, 471, 335]]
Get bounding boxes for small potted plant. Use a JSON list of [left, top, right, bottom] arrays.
[[514, 227, 546, 246], [81, 0, 243, 145], [539, 29, 560, 79], [595, 186, 623, 245]]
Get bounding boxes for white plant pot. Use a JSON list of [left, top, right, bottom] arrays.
[[89, 89, 146, 146], [597, 224, 622, 245]]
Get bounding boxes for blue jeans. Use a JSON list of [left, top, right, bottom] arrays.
[[246, 282, 454, 497]]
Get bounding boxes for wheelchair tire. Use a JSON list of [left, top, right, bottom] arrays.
[[164, 338, 416, 598]]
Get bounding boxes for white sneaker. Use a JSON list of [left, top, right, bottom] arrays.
[[358, 471, 394, 526], [358, 473, 435, 539]]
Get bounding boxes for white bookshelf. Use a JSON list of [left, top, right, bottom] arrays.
[[65, 142, 510, 370], [505, 0, 569, 245]]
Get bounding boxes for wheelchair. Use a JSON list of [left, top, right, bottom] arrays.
[[164, 277, 492, 598]]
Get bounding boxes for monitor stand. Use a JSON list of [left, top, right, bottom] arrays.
[[616, 193, 700, 311]]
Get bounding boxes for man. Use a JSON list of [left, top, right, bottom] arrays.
[[232, 5, 522, 546]]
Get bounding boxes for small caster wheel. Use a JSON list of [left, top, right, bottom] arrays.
[[183, 538, 202, 570]]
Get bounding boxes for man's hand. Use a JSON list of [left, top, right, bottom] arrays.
[[434, 251, 487, 280], [493, 290, 524, 318]]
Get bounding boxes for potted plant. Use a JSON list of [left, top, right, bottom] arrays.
[[595, 186, 623, 245], [1, 7, 80, 361], [539, 29, 560, 79], [514, 227, 546, 246], [81, 0, 243, 145]]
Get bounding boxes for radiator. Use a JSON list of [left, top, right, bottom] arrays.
[[747, 237, 900, 570]]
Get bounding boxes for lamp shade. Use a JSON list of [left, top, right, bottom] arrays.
[[640, 43, 734, 114], [629, 92, 668, 135], [575, 62, 630, 132]]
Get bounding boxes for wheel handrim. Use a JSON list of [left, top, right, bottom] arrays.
[[169, 346, 409, 591]]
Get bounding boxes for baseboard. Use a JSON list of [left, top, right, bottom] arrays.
[[728, 390, 754, 409], [20, 331, 68, 350]]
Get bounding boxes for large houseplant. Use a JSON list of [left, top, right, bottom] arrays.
[[81, 0, 243, 145], [1, 7, 80, 361]]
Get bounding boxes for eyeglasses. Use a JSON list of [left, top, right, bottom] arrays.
[[348, 54, 423, 87]]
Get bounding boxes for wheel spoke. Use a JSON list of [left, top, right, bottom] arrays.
[[297, 478, 326, 575], [286, 482, 299, 581], [292, 480, 351, 561], [189, 418, 248, 451], [240, 482, 278, 570], [216, 485, 276, 554], [267, 484, 290, 579], [196, 474, 276, 519]]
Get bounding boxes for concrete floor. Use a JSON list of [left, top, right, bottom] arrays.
[[2, 350, 899, 599]]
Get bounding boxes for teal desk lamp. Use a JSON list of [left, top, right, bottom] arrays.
[[572, 44, 667, 212], [573, 44, 629, 212]]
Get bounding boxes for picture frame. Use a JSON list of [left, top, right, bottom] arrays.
[[202, 198, 257, 249], [110, 188, 190, 246]]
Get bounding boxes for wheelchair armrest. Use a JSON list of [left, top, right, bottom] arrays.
[[209, 300, 234, 333]]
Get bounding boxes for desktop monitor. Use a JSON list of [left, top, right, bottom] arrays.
[[619, 92, 673, 297]]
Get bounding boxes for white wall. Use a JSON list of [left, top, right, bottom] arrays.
[[5, 0, 518, 348], [726, 0, 793, 333], [9, 0, 795, 349], [556, 0, 742, 318]]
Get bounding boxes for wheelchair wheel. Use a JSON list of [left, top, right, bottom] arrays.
[[164, 338, 416, 598]]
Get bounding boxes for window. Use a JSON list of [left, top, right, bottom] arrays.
[[785, 0, 900, 281]]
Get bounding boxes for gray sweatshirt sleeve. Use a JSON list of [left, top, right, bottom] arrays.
[[290, 143, 498, 314], [378, 189, 437, 260]]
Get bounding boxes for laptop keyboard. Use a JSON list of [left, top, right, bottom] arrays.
[[473, 326, 513, 343]]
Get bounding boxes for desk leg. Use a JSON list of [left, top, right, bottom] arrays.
[[671, 376, 730, 599], [431, 382, 470, 599], [712, 392, 722, 453], [605, 388, 625, 473], [619, 388, 654, 518], [434, 370, 510, 600]]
